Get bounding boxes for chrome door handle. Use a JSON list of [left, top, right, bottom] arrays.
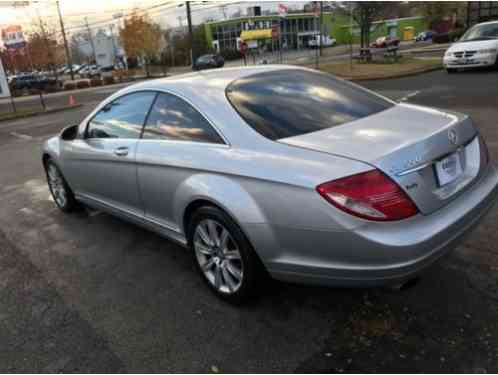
[[113, 147, 129, 157]]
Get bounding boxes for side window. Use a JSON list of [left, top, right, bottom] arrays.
[[197, 55, 209, 63], [143, 93, 224, 144], [86, 91, 156, 139]]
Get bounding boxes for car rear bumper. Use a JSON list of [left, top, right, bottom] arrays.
[[245, 164, 498, 287], [444, 54, 497, 69]]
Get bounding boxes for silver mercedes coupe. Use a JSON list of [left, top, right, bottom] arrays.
[[42, 66, 498, 302]]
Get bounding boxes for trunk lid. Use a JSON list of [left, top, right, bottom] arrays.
[[280, 103, 482, 214]]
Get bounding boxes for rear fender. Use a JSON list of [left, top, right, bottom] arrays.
[[173, 173, 267, 235]]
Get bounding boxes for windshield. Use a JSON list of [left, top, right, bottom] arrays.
[[460, 23, 498, 42], [226, 69, 394, 141]]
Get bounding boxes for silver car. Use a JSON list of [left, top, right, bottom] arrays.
[[42, 66, 498, 302]]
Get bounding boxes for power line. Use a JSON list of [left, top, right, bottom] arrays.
[[24, 0, 242, 41]]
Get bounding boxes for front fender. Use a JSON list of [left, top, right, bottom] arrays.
[[42, 136, 62, 164], [173, 173, 268, 234]]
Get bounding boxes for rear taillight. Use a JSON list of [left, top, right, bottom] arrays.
[[316, 170, 419, 221], [479, 135, 490, 166]]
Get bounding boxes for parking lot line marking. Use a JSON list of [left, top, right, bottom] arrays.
[[400, 90, 420, 102], [10, 132, 33, 140]]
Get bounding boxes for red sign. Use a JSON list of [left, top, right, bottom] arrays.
[[278, 4, 288, 17], [240, 41, 248, 55], [272, 25, 280, 39]]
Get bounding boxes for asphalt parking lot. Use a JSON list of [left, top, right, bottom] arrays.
[[1, 68, 498, 373]]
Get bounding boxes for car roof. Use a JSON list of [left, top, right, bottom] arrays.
[[124, 65, 302, 98], [476, 20, 498, 26], [96, 65, 314, 147]]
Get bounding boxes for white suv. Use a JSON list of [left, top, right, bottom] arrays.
[[443, 21, 498, 73]]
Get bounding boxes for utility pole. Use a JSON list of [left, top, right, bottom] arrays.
[[36, 10, 58, 81], [185, 1, 194, 66], [319, 1, 324, 57], [314, 6, 319, 69], [85, 17, 97, 64], [349, 1, 353, 73], [56, 0, 74, 80]]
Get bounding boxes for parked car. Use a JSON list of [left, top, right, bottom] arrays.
[[370, 35, 400, 48], [63, 64, 81, 75], [192, 54, 224, 71], [415, 30, 436, 42], [9, 73, 57, 95], [74, 64, 87, 74], [443, 20, 498, 73], [308, 35, 337, 48], [79, 64, 101, 78], [57, 65, 67, 75], [42, 66, 497, 303]]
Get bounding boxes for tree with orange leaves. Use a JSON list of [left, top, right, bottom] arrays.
[[119, 9, 163, 77]]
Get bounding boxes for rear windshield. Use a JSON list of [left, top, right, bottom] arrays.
[[226, 69, 393, 140]]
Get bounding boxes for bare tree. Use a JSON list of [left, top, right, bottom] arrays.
[[350, 2, 386, 51]]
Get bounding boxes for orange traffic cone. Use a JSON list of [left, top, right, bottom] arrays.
[[68, 95, 76, 106]]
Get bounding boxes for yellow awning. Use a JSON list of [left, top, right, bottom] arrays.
[[240, 29, 272, 41]]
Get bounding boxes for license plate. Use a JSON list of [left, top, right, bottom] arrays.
[[435, 152, 463, 186], [455, 58, 475, 65]]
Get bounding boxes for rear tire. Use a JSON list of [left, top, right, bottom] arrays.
[[44, 159, 79, 213], [446, 68, 457, 74], [187, 205, 265, 304]]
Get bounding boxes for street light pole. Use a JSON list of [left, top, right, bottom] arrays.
[[56, 0, 74, 80]]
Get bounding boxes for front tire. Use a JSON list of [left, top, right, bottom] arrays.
[[44, 160, 79, 213], [188, 206, 264, 303], [446, 68, 457, 74]]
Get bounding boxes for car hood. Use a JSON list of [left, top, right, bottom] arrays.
[[447, 39, 498, 52]]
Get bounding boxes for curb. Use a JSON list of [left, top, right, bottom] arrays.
[[0, 104, 84, 123], [406, 47, 447, 54], [335, 65, 443, 82]]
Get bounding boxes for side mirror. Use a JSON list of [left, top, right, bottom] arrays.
[[60, 124, 78, 141]]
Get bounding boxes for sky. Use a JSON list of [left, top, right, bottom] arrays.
[[0, 0, 307, 39]]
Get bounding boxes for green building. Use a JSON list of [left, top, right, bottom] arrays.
[[204, 13, 427, 53]]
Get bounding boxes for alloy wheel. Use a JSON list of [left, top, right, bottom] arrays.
[[47, 164, 67, 208], [193, 219, 244, 294]]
